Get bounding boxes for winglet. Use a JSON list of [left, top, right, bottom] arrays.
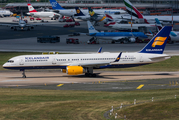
[[97, 47, 102, 53], [139, 26, 172, 54], [49, 0, 65, 10], [113, 52, 122, 62], [87, 21, 99, 34]]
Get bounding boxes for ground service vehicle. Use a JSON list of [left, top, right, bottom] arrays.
[[74, 22, 80, 26], [66, 38, 79, 44], [37, 36, 60, 43], [66, 19, 73, 22]]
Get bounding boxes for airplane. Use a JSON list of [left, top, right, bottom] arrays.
[[0, 9, 13, 17], [155, 18, 179, 43], [49, 0, 126, 17], [104, 14, 156, 30], [26, 3, 60, 20], [74, 7, 90, 21], [74, 7, 113, 26], [3, 26, 172, 78], [123, 0, 179, 24], [87, 21, 148, 43], [0, 15, 43, 31], [88, 7, 107, 25]]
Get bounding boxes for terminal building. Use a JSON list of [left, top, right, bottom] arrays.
[[3, 0, 179, 15]]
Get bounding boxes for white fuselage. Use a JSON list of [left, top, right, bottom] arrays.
[[3, 52, 170, 70], [0, 10, 13, 17], [18, 20, 27, 28], [27, 11, 57, 18], [58, 9, 126, 17], [108, 23, 156, 30]]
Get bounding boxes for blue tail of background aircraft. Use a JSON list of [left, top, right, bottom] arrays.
[[139, 26, 172, 54], [74, 7, 85, 16], [49, 0, 65, 10]]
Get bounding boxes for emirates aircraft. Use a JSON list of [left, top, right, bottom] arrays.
[[26, 3, 60, 19], [3, 26, 172, 77], [123, 0, 179, 23]]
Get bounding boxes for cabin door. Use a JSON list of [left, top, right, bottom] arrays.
[[140, 56, 143, 62], [52, 58, 56, 64], [19, 58, 24, 65]]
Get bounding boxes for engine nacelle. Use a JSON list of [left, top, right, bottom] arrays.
[[66, 66, 85, 75], [129, 37, 136, 43], [10, 27, 14, 29], [31, 27, 34, 29]]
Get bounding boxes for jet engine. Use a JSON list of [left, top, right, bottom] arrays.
[[10, 27, 14, 29], [31, 27, 34, 29], [66, 66, 85, 75], [129, 37, 136, 43]]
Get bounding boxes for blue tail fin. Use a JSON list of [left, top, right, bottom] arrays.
[[75, 7, 85, 16], [155, 18, 162, 31], [139, 26, 172, 54], [49, 0, 65, 10]]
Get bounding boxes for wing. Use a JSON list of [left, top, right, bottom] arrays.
[[26, 24, 43, 27], [0, 24, 19, 27]]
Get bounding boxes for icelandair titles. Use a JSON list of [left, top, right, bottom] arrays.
[[25, 57, 49, 60], [146, 49, 163, 51]]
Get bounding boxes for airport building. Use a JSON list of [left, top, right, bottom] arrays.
[[3, 0, 179, 14]]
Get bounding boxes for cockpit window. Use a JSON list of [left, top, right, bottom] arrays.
[[7, 60, 14, 63]]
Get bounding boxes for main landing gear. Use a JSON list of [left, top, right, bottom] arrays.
[[85, 73, 96, 77], [21, 70, 26, 78], [85, 67, 97, 77]]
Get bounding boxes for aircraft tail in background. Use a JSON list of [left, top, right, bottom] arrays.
[[49, 0, 65, 10], [27, 3, 37, 13], [87, 21, 99, 34], [155, 18, 163, 31], [75, 7, 85, 16]]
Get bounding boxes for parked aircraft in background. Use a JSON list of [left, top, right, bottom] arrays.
[[123, 0, 179, 23], [74, 7, 90, 21], [87, 21, 148, 43], [49, 0, 126, 18], [88, 7, 107, 25], [104, 22, 156, 31], [0, 15, 43, 31], [155, 18, 179, 43], [104, 14, 156, 30], [0, 9, 13, 17], [26, 3, 60, 20], [3, 26, 172, 78]]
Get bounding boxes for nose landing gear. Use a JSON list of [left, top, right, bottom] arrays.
[[21, 70, 26, 78]]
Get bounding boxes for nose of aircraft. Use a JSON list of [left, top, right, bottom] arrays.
[[3, 63, 7, 68], [26, 12, 30, 15]]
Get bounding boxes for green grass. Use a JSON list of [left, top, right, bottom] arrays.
[[1, 52, 179, 71], [0, 88, 179, 120]]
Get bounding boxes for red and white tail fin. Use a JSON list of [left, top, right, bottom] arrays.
[[105, 14, 113, 20], [27, 3, 37, 13]]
